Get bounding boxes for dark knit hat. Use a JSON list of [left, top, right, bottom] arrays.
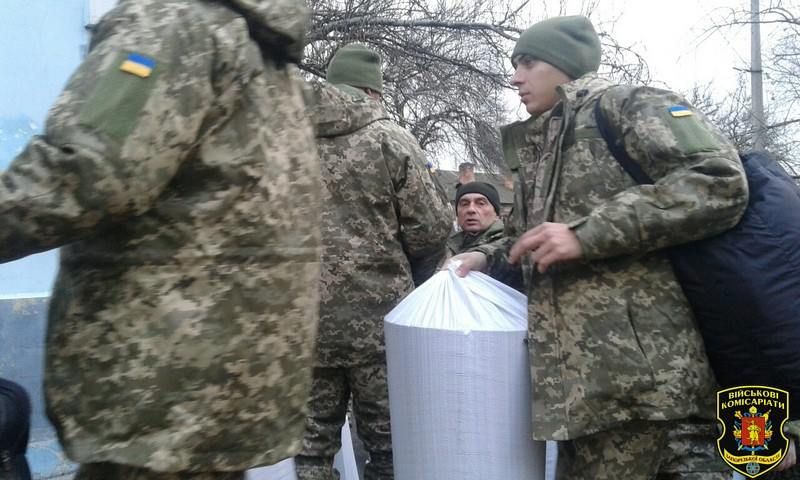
[[455, 182, 501, 215], [326, 44, 383, 93], [512, 15, 601, 79]]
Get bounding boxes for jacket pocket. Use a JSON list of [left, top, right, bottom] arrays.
[[575, 298, 657, 403]]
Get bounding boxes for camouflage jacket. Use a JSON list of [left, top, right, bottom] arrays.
[[446, 219, 505, 256], [479, 75, 748, 440], [0, 0, 321, 472], [309, 82, 451, 366]]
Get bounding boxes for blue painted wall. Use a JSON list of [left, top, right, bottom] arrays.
[[0, 0, 90, 294], [0, 1, 90, 478]]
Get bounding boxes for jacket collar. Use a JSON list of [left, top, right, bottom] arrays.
[[555, 74, 614, 112]]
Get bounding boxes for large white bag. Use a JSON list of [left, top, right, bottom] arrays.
[[384, 267, 546, 480]]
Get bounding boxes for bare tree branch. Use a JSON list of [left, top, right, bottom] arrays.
[[304, 0, 650, 171], [309, 17, 523, 41], [702, 1, 800, 174]]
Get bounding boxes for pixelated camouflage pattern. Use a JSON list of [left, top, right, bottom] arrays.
[[74, 463, 244, 480], [296, 363, 393, 480], [480, 74, 748, 440], [556, 419, 729, 480], [477, 115, 551, 292], [0, 0, 320, 472], [223, 0, 309, 63], [659, 420, 730, 479], [307, 81, 451, 367], [446, 219, 505, 257]]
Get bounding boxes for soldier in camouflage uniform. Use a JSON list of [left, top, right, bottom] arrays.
[[295, 45, 452, 480], [452, 16, 751, 479], [446, 182, 505, 257], [0, 1, 321, 479]]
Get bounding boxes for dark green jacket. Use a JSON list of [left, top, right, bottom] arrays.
[[446, 219, 505, 256]]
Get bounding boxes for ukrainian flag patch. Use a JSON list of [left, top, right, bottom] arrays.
[[669, 105, 693, 118], [119, 53, 156, 78]]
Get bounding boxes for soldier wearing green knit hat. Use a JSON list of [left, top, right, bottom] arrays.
[[450, 14, 752, 480], [326, 44, 383, 100], [297, 42, 453, 480]]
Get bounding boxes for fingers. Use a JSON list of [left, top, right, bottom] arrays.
[[509, 225, 546, 264], [533, 247, 559, 273], [455, 264, 472, 277], [447, 252, 487, 277], [509, 222, 583, 271]]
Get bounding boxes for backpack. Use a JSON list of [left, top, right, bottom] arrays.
[[0, 378, 32, 480], [594, 96, 800, 416]]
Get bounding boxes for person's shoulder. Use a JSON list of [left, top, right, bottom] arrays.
[[601, 83, 688, 112], [121, 0, 214, 31], [375, 120, 422, 149], [447, 230, 465, 251], [448, 229, 464, 241], [93, 0, 237, 59]]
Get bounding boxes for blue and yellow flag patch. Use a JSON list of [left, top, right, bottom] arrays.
[[669, 105, 693, 118], [119, 53, 156, 78]]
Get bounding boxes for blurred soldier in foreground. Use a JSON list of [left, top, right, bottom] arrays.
[[0, 0, 321, 478], [295, 44, 451, 480]]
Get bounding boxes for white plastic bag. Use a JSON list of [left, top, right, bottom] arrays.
[[332, 415, 361, 480], [384, 268, 546, 480]]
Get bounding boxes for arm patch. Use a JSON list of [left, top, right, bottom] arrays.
[[662, 107, 720, 154], [78, 51, 162, 140]]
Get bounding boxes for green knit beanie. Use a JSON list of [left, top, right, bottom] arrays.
[[326, 44, 383, 93], [512, 15, 601, 79]]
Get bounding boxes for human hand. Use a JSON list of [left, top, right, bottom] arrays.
[[509, 222, 583, 273], [445, 252, 488, 277]]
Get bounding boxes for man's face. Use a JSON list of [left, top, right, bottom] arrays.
[[457, 193, 498, 233], [510, 58, 572, 115]]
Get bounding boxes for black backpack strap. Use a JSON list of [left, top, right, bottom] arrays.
[[593, 92, 655, 185]]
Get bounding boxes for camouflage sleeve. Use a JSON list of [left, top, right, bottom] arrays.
[[386, 129, 452, 286], [470, 124, 530, 289], [471, 236, 524, 290], [0, 2, 235, 262], [572, 86, 749, 260], [471, 169, 524, 290]]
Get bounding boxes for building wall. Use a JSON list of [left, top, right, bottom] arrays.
[[0, 1, 115, 478]]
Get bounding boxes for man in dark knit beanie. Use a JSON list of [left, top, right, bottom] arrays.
[[447, 182, 505, 257], [450, 14, 751, 480], [456, 182, 501, 216]]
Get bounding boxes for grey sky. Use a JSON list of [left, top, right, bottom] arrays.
[[605, 0, 751, 92], [505, 1, 760, 121]]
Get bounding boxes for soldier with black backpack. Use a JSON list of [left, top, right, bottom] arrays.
[[448, 14, 792, 480], [0, 378, 32, 480]]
